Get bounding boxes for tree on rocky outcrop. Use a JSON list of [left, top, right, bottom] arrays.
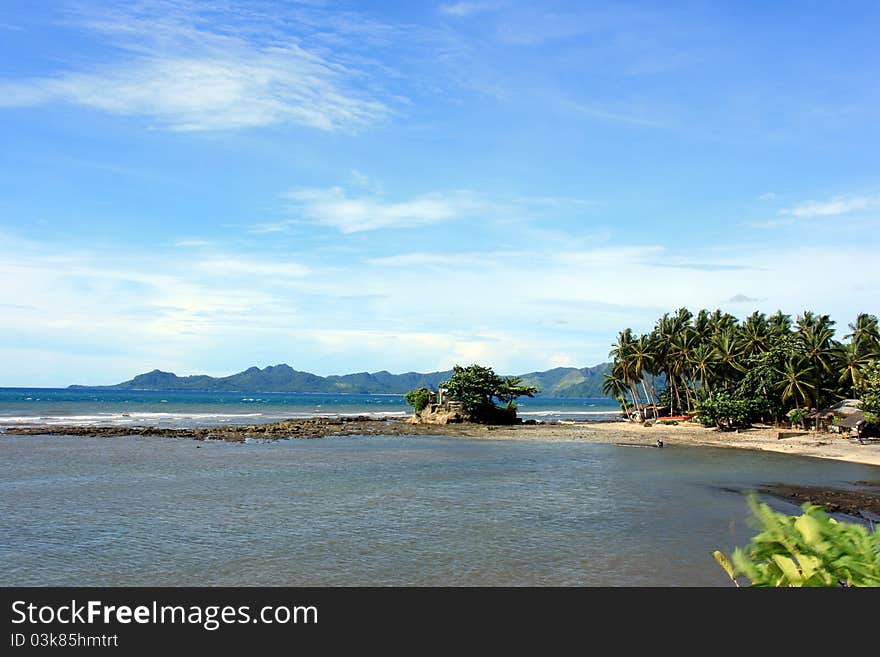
[[440, 364, 538, 424]]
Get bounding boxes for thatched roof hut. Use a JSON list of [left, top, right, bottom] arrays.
[[835, 411, 866, 430]]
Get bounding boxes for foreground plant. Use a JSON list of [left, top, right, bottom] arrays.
[[713, 497, 880, 587]]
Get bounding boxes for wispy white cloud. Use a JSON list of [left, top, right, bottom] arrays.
[[557, 246, 665, 266], [368, 251, 513, 268], [195, 256, 310, 279], [281, 186, 481, 233], [0, 7, 393, 132], [439, 2, 500, 17], [758, 192, 777, 201], [349, 169, 383, 194], [746, 218, 796, 230], [512, 195, 598, 208], [565, 100, 666, 128], [779, 194, 879, 218], [260, 182, 599, 239]]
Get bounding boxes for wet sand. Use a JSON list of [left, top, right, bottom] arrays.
[[581, 421, 880, 467]]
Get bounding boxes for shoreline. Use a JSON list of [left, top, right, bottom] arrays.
[[3, 416, 879, 467]]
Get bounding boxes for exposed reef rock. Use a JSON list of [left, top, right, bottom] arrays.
[[2, 416, 512, 442]]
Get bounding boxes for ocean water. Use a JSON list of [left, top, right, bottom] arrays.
[[0, 388, 622, 428], [1, 433, 878, 586]]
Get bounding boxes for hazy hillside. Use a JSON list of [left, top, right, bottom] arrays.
[[70, 362, 614, 397], [518, 364, 612, 398]]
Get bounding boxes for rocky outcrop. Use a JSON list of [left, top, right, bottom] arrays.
[[408, 401, 469, 425], [408, 409, 465, 425]]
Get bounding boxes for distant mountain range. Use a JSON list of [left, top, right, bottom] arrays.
[[69, 363, 613, 398]]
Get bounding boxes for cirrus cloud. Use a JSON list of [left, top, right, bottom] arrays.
[[0, 7, 393, 132], [779, 194, 879, 218], [281, 186, 482, 233]]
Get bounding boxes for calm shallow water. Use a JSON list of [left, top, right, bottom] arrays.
[[1, 433, 877, 586]]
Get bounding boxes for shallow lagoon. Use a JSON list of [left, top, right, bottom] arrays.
[[2, 433, 877, 586]]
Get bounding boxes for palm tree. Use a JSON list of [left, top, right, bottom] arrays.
[[609, 330, 643, 420], [845, 313, 880, 356], [603, 370, 629, 413], [690, 343, 718, 398], [799, 324, 839, 409], [776, 356, 816, 408], [739, 311, 770, 357], [769, 310, 792, 337], [645, 331, 666, 414], [692, 309, 712, 344], [654, 313, 684, 414], [709, 309, 737, 337], [631, 335, 658, 418], [669, 330, 698, 412], [712, 329, 745, 391], [837, 341, 874, 395], [796, 311, 835, 336]]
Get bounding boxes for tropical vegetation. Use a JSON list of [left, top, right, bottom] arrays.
[[604, 309, 880, 429], [403, 387, 432, 413], [714, 497, 880, 587], [405, 364, 538, 424], [854, 360, 880, 426]]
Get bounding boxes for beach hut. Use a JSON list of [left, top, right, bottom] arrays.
[[829, 410, 867, 440], [808, 399, 862, 433]]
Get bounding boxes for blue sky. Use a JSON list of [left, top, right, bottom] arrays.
[[1, 0, 878, 386]]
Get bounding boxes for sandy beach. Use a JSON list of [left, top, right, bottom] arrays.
[[462, 421, 880, 467]]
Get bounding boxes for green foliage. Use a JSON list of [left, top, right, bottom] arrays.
[[696, 392, 769, 429], [440, 364, 538, 424], [404, 387, 432, 413], [495, 376, 534, 409], [610, 308, 878, 421], [854, 360, 880, 423], [788, 408, 808, 427], [715, 497, 880, 587]]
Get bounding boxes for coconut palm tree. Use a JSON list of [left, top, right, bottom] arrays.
[[692, 309, 712, 344], [709, 309, 738, 337], [712, 329, 745, 391], [845, 313, 880, 356], [769, 310, 792, 337], [837, 341, 875, 396], [799, 325, 839, 408], [796, 311, 835, 336], [603, 370, 629, 413], [776, 356, 816, 408], [631, 335, 658, 418], [654, 313, 685, 414], [739, 311, 770, 357], [690, 343, 718, 398], [670, 330, 698, 412], [609, 330, 643, 420]]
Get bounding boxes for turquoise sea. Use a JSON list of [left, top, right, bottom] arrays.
[[0, 388, 622, 428]]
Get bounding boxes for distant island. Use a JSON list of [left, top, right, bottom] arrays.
[[68, 363, 612, 397]]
